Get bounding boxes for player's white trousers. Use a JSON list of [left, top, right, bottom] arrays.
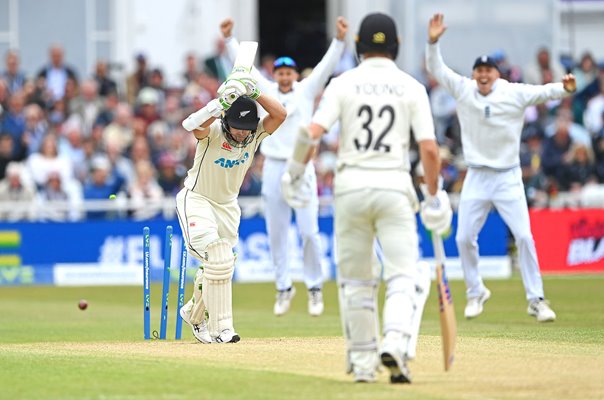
[[262, 158, 323, 291], [335, 188, 418, 370], [175, 188, 240, 260], [456, 167, 545, 301]]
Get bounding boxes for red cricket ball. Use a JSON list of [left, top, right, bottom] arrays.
[[78, 299, 88, 310]]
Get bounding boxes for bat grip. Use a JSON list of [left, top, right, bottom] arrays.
[[432, 234, 446, 263]]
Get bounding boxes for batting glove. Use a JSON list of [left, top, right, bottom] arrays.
[[281, 160, 313, 209], [217, 79, 247, 110], [419, 185, 452, 235], [228, 71, 261, 100]]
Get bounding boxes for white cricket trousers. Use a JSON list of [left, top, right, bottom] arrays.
[[261, 157, 323, 291], [456, 167, 545, 301], [175, 188, 240, 261], [334, 188, 418, 282]]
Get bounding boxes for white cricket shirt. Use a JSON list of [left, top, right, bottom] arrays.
[[312, 57, 436, 195], [183, 120, 269, 204], [426, 43, 569, 170]]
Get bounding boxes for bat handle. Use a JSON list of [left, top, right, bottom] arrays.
[[432, 233, 446, 263]]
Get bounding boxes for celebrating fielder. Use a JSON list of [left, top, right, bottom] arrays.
[[177, 75, 286, 343], [426, 13, 576, 322], [221, 17, 348, 317], [282, 13, 451, 383]]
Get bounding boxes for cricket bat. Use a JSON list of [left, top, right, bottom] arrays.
[[432, 232, 457, 371], [232, 41, 258, 74]]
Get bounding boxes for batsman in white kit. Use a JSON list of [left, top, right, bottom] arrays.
[[282, 13, 452, 383], [221, 17, 348, 316], [176, 61, 286, 343], [426, 14, 577, 322]]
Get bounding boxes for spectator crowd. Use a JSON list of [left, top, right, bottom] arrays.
[[0, 43, 603, 222]]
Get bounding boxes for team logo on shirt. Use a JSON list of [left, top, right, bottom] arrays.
[[221, 141, 233, 151], [214, 152, 250, 168]]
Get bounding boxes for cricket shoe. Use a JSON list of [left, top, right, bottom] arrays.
[[464, 288, 491, 319], [527, 298, 556, 322], [213, 328, 241, 343], [380, 342, 412, 384], [308, 288, 324, 316], [353, 369, 376, 383], [274, 286, 296, 316], [179, 302, 211, 344]]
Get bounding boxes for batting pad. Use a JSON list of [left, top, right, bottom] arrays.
[[189, 268, 206, 324], [383, 274, 415, 337], [406, 261, 431, 359], [201, 239, 235, 337], [339, 280, 380, 373]]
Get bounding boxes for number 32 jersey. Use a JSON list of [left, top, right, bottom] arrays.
[[312, 57, 435, 195]]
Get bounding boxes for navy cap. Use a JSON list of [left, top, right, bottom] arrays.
[[225, 96, 259, 130], [473, 55, 499, 71]]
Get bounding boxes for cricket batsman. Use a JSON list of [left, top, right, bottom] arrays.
[[177, 72, 286, 343]]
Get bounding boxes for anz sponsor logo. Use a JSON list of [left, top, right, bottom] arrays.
[[355, 83, 405, 96], [214, 152, 250, 168]]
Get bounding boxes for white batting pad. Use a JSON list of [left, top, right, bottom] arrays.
[[339, 280, 380, 373], [406, 261, 431, 359], [189, 268, 206, 324], [201, 239, 235, 338], [383, 274, 415, 337]]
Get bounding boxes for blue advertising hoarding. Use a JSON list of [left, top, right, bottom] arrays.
[[0, 213, 509, 286]]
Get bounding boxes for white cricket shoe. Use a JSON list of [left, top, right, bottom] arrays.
[[273, 286, 296, 316], [380, 342, 411, 384], [464, 288, 491, 319], [213, 328, 241, 343], [308, 288, 324, 316], [528, 298, 556, 322], [179, 301, 211, 344], [353, 369, 376, 383]]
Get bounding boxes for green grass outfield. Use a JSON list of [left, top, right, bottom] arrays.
[[1, 276, 603, 400]]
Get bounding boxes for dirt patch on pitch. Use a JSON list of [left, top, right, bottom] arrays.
[[3, 336, 603, 399]]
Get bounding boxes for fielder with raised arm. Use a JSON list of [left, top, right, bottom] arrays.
[[221, 17, 348, 317], [177, 73, 286, 343], [426, 14, 576, 322], [282, 13, 451, 383]]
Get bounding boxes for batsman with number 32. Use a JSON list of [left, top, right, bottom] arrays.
[[281, 13, 452, 383], [176, 56, 287, 344]]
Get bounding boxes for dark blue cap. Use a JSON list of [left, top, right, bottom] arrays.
[[473, 55, 499, 71]]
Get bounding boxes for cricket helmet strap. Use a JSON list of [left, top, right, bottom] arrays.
[[355, 13, 399, 60], [221, 96, 259, 148]]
